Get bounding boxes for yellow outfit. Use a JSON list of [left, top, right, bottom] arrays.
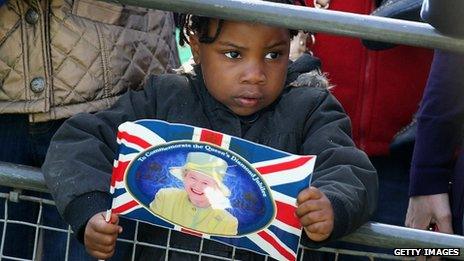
[[150, 188, 238, 236]]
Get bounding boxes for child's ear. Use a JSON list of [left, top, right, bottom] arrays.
[[189, 35, 201, 64]]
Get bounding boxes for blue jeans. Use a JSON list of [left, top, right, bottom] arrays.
[[0, 114, 94, 260]]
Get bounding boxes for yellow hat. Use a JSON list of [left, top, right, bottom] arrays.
[[169, 152, 231, 197]]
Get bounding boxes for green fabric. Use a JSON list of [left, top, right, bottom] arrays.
[[176, 29, 193, 64]]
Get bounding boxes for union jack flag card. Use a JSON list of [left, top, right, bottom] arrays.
[[110, 119, 315, 261]]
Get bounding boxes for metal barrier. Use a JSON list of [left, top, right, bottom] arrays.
[[1, 161, 463, 260], [107, 0, 464, 53]]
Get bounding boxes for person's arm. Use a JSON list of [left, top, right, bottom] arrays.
[[299, 88, 378, 246], [42, 75, 161, 241], [406, 50, 464, 233], [421, 0, 464, 38]]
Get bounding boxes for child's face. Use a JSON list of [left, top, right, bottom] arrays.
[[190, 20, 291, 116], [183, 170, 220, 208]]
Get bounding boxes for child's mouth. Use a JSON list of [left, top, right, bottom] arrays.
[[236, 97, 259, 107]]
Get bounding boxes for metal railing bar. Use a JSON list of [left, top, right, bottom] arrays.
[[1, 255, 32, 261], [0, 219, 68, 233], [65, 226, 72, 261], [132, 220, 139, 261], [0, 193, 55, 205], [106, 0, 464, 53], [299, 247, 305, 261], [0, 200, 8, 258], [130, 240, 235, 261], [165, 225, 171, 261], [198, 236, 204, 261], [2, 161, 464, 258], [31, 203, 42, 261], [341, 222, 464, 251], [0, 161, 48, 192], [231, 246, 236, 261]]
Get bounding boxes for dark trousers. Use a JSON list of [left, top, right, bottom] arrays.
[[0, 114, 94, 260], [328, 155, 411, 260]]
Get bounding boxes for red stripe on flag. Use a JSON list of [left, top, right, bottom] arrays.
[[180, 228, 203, 238], [257, 230, 296, 260], [112, 200, 139, 214], [199, 129, 223, 146], [111, 161, 130, 186], [275, 201, 301, 229], [256, 156, 313, 175], [118, 131, 152, 149]]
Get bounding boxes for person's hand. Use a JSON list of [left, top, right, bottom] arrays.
[[296, 186, 334, 241], [405, 193, 453, 234], [314, 0, 330, 9], [84, 212, 123, 260]]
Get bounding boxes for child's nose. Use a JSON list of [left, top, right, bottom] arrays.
[[240, 61, 266, 85]]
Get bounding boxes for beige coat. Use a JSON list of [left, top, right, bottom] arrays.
[[0, 0, 179, 122]]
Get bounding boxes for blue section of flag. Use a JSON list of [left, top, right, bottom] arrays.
[[125, 209, 175, 229], [271, 179, 310, 196], [112, 188, 126, 198], [268, 225, 300, 251], [119, 144, 141, 155], [230, 138, 289, 163], [217, 236, 266, 255]]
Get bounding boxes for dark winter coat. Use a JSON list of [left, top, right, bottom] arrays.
[[409, 50, 464, 235], [42, 55, 378, 259]]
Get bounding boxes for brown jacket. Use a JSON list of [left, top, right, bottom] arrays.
[[0, 0, 179, 122]]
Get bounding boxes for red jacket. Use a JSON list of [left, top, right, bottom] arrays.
[[304, 0, 433, 156]]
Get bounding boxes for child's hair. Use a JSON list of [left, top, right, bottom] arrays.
[[178, 0, 298, 46]]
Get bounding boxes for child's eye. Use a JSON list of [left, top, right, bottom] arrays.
[[224, 51, 241, 59], [265, 52, 280, 60]]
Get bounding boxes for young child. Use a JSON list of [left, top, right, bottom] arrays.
[[42, 0, 378, 259], [150, 152, 238, 236]]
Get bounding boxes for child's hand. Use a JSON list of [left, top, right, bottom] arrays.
[[296, 186, 334, 242], [84, 212, 122, 259]]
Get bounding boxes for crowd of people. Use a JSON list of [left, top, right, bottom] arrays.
[[0, 0, 462, 260]]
